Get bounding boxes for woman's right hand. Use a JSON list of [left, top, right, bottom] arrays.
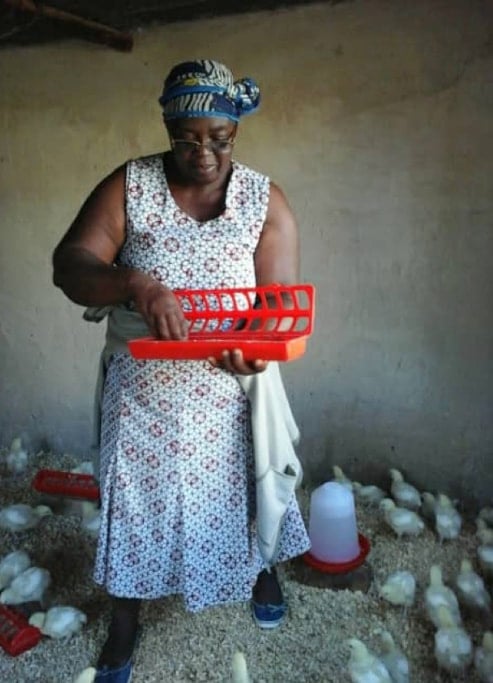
[[128, 272, 188, 340]]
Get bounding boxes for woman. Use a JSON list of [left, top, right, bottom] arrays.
[[53, 59, 310, 682]]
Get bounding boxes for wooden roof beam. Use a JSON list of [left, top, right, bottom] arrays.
[[4, 0, 133, 51]]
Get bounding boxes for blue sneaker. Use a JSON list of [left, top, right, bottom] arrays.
[[94, 626, 142, 682], [94, 659, 133, 683], [251, 600, 287, 629]]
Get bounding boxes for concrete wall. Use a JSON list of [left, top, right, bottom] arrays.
[[1, 0, 492, 504]]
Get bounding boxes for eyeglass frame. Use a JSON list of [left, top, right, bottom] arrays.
[[169, 136, 236, 155]]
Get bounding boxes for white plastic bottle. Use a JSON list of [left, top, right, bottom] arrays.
[[308, 482, 360, 563]]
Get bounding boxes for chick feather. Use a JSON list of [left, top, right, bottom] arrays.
[[353, 482, 386, 505], [455, 558, 491, 613], [332, 465, 353, 492], [420, 492, 437, 522], [0, 503, 52, 532], [477, 520, 493, 546], [434, 605, 473, 674], [0, 550, 31, 590], [347, 638, 392, 683], [435, 494, 462, 542], [475, 631, 493, 683], [29, 605, 87, 639], [478, 545, 493, 580], [379, 498, 424, 538], [5, 437, 29, 475], [0, 566, 51, 604], [425, 564, 462, 628], [232, 651, 251, 683], [389, 469, 421, 511], [377, 630, 410, 683], [73, 668, 96, 683], [379, 570, 416, 608], [479, 508, 493, 527]]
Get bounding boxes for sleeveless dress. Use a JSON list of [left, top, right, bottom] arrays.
[[93, 153, 310, 612]]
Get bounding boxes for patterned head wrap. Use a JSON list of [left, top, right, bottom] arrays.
[[159, 59, 260, 123]]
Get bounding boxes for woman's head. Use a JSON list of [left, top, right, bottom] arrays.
[[160, 60, 260, 184], [159, 59, 260, 123]]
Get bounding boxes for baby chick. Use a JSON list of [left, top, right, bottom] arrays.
[[420, 492, 437, 522], [332, 465, 353, 492], [0, 503, 52, 533], [425, 564, 462, 628], [379, 499, 424, 538], [81, 501, 101, 538], [347, 638, 392, 683], [479, 508, 493, 527], [353, 482, 386, 505], [389, 469, 421, 511], [73, 668, 96, 683], [478, 545, 493, 581], [5, 437, 29, 475], [377, 630, 410, 683], [379, 570, 416, 609], [474, 631, 493, 683], [71, 461, 95, 475], [0, 566, 51, 605], [0, 550, 31, 590], [232, 651, 251, 683], [435, 494, 462, 543], [434, 605, 473, 675], [455, 558, 491, 613], [29, 605, 87, 639], [477, 520, 493, 546]]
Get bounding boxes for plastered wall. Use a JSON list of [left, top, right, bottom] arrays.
[[1, 0, 492, 504]]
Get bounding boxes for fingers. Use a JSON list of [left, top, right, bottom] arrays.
[[215, 349, 268, 375]]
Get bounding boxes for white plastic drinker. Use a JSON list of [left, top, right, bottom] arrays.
[[308, 482, 360, 564]]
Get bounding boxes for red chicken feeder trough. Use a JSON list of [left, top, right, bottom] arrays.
[[0, 605, 42, 656]]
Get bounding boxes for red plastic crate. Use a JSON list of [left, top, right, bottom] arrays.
[[0, 605, 42, 656], [128, 283, 315, 362], [32, 469, 100, 501]]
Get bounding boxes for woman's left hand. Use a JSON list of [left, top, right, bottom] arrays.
[[208, 349, 268, 375]]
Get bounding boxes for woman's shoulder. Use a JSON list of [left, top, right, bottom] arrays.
[[232, 160, 270, 189], [126, 152, 164, 170]]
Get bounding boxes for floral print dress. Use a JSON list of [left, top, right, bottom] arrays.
[[93, 153, 310, 612]]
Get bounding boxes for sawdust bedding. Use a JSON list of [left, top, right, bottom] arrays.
[[0, 450, 489, 683]]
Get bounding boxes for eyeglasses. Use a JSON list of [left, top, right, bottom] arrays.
[[170, 138, 235, 155]]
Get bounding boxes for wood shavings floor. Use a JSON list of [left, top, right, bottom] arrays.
[[0, 451, 490, 682]]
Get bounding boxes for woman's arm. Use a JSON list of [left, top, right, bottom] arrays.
[[254, 181, 300, 286], [52, 166, 187, 339]]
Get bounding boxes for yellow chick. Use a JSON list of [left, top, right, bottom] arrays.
[[73, 668, 96, 683], [29, 605, 87, 639], [434, 605, 473, 675], [347, 638, 392, 683], [332, 465, 353, 492], [455, 558, 491, 613], [379, 498, 424, 538], [0, 566, 51, 605], [435, 494, 462, 543], [377, 630, 410, 683], [353, 482, 386, 505], [232, 651, 251, 683], [425, 564, 462, 628], [0, 550, 31, 590], [478, 545, 493, 580], [379, 570, 416, 608], [5, 437, 29, 475], [389, 469, 421, 511], [474, 632, 493, 683], [0, 503, 52, 533]]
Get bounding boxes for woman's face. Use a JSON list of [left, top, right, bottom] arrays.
[[166, 116, 237, 185]]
